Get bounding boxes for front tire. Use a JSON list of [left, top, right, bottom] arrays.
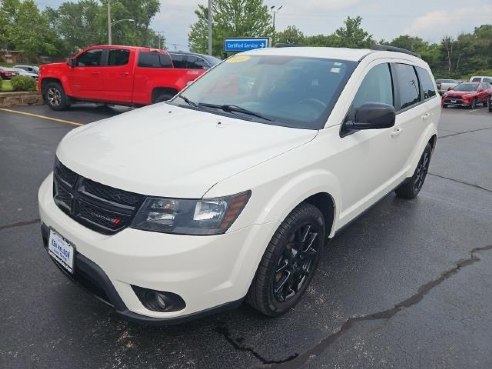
[[247, 203, 325, 317], [44, 82, 69, 111], [471, 98, 477, 109], [395, 143, 432, 199], [153, 93, 174, 104]]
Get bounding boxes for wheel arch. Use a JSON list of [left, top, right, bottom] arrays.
[[151, 87, 178, 103]]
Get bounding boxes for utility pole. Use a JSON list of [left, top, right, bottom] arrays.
[[208, 0, 212, 55], [270, 5, 283, 45], [107, 0, 112, 45]]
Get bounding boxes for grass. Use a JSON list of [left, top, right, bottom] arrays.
[[1, 80, 14, 92]]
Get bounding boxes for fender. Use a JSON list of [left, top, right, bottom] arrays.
[[405, 123, 438, 178]]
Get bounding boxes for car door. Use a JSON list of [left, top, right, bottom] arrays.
[[102, 48, 133, 103], [67, 48, 104, 99], [335, 62, 404, 223]]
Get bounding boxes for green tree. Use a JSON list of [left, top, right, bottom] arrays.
[[304, 34, 341, 47], [275, 25, 304, 45], [335, 16, 374, 48], [2, 0, 58, 59], [188, 0, 273, 56]]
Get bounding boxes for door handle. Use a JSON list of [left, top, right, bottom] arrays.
[[421, 113, 431, 120], [119, 72, 129, 76], [391, 127, 403, 137], [91, 72, 100, 76]]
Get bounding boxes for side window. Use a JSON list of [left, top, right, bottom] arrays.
[[471, 77, 481, 82], [138, 52, 173, 68], [76, 49, 103, 67], [186, 56, 208, 69], [416, 67, 437, 100], [171, 54, 186, 68], [483, 78, 492, 83], [108, 49, 130, 66], [393, 63, 420, 110], [352, 63, 393, 109]]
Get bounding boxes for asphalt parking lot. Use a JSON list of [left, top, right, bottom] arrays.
[[1, 103, 491, 369]]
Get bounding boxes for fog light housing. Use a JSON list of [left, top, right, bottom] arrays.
[[132, 286, 186, 312]]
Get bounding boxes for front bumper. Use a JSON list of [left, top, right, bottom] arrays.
[[38, 173, 278, 323]]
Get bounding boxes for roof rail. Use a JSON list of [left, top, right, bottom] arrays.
[[371, 44, 421, 58]]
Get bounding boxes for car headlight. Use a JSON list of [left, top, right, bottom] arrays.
[[131, 191, 251, 235]]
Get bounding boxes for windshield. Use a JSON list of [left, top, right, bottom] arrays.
[[454, 83, 479, 91], [170, 54, 356, 129]]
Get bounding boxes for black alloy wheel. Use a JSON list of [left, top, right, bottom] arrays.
[[247, 203, 326, 316], [272, 223, 320, 303], [395, 143, 432, 199]]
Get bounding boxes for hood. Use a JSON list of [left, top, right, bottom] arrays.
[[445, 90, 477, 97], [57, 104, 317, 198]]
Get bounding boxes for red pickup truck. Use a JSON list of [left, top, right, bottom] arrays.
[[38, 45, 206, 110]]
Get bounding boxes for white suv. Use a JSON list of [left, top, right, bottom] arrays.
[[39, 46, 440, 323]]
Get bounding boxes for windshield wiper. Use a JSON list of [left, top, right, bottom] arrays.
[[198, 103, 272, 121], [175, 94, 199, 108]]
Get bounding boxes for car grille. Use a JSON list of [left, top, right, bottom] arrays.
[[53, 159, 144, 235]]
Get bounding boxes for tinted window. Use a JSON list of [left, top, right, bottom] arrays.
[[108, 49, 130, 66], [471, 77, 481, 82], [416, 67, 437, 100], [393, 64, 420, 110], [170, 54, 186, 68], [138, 52, 173, 68], [77, 49, 103, 67], [353, 63, 393, 109], [187, 56, 208, 69], [483, 78, 492, 83]]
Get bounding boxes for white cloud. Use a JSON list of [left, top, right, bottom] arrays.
[[405, 6, 492, 41]]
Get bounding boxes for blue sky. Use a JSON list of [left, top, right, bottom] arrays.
[[36, 0, 492, 51]]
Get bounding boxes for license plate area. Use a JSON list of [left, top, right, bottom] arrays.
[[48, 229, 75, 274]]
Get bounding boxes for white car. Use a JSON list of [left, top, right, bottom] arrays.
[[38, 46, 440, 323], [9, 67, 38, 79]]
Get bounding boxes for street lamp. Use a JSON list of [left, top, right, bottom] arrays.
[[270, 5, 283, 45], [107, 0, 135, 45]]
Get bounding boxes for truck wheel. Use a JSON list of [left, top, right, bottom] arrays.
[[247, 203, 325, 317], [45, 82, 69, 111], [153, 93, 174, 104], [395, 143, 432, 199]]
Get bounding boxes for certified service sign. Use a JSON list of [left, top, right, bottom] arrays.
[[224, 38, 269, 52]]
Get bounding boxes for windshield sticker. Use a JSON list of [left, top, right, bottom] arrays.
[[226, 55, 251, 63], [330, 67, 341, 73]]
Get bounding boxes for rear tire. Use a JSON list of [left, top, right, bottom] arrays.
[[246, 203, 325, 317], [44, 82, 69, 111], [471, 98, 477, 109], [442, 104, 448, 109], [395, 143, 432, 199], [153, 93, 174, 104]]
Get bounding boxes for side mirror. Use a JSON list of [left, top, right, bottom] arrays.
[[447, 87, 453, 91], [345, 103, 396, 131], [67, 57, 76, 67]]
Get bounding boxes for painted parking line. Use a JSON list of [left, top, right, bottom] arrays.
[[0, 108, 82, 127]]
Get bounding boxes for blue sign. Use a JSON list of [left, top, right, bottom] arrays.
[[224, 38, 269, 52]]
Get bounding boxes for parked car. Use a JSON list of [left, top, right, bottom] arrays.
[[469, 75, 492, 83], [9, 67, 38, 79], [435, 78, 458, 94], [38, 46, 440, 323], [0, 67, 19, 80], [13, 64, 39, 75], [488, 94, 492, 112], [169, 51, 221, 70], [38, 45, 206, 110], [442, 81, 492, 108]]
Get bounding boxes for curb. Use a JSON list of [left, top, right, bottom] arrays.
[[0, 92, 43, 107]]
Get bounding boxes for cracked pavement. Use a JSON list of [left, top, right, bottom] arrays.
[[1, 105, 491, 369]]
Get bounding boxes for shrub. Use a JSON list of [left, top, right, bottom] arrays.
[[0, 78, 3, 91], [11, 75, 37, 91]]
